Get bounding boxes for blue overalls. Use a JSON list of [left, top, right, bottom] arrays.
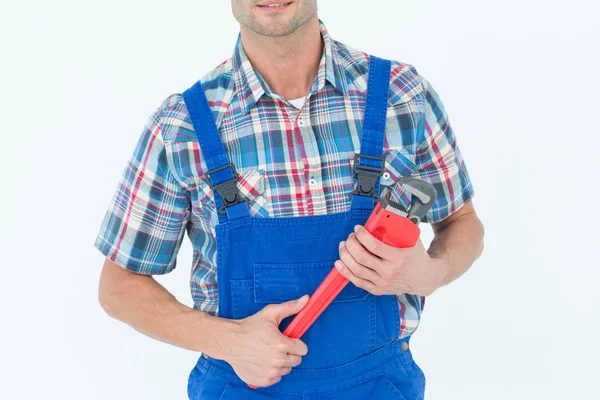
[[182, 56, 426, 400]]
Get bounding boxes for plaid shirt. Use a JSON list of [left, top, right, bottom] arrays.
[[94, 21, 474, 338]]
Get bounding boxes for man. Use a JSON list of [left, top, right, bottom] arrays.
[[94, 1, 484, 399]]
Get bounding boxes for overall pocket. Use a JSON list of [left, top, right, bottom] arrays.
[[187, 362, 230, 400], [380, 357, 426, 400], [230, 260, 370, 320], [230, 260, 378, 368]]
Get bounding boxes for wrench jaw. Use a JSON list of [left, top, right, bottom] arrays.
[[378, 178, 438, 225], [378, 187, 409, 218]]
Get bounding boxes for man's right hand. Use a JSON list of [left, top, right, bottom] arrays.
[[99, 258, 309, 388], [213, 295, 310, 388]]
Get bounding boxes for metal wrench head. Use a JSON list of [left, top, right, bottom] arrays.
[[378, 187, 409, 218], [396, 178, 437, 225]]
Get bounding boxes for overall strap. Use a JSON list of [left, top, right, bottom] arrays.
[[182, 81, 250, 223], [351, 55, 392, 211]]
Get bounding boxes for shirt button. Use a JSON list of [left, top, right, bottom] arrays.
[[402, 342, 409, 352], [298, 118, 305, 127], [382, 171, 391, 180], [309, 178, 317, 187]]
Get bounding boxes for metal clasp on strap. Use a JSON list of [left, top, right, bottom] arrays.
[[205, 163, 248, 215], [351, 153, 385, 199]]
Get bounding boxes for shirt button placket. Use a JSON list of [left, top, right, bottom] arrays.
[[297, 109, 325, 214]]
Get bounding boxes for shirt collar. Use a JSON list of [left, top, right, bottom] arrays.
[[233, 20, 349, 114]]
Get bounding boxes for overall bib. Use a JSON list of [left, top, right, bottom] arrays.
[[183, 56, 426, 400]]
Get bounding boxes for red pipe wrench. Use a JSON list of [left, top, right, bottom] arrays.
[[282, 177, 437, 339], [248, 178, 436, 389]]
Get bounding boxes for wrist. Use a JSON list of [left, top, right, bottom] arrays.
[[429, 255, 452, 292], [200, 313, 242, 360]]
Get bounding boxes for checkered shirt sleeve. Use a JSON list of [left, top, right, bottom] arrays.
[[93, 106, 190, 274], [415, 77, 475, 224]]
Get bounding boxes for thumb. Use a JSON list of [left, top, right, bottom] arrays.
[[263, 294, 310, 324]]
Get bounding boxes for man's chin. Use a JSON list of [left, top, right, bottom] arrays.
[[248, 21, 299, 37], [245, 9, 306, 36]]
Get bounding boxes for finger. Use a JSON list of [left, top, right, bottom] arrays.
[[334, 260, 380, 295], [283, 354, 303, 367], [279, 366, 293, 376], [339, 238, 383, 281], [352, 224, 399, 261], [270, 376, 282, 386], [262, 294, 310, 323], [283, 337, 308, 356], [264, 375, 282, 387]]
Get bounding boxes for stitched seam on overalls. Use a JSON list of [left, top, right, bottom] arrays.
[[197, 361, 413, 396]]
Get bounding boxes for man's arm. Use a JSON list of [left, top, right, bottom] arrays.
[[428, 200, 484, 288], [98, 258, 309, 387], [98, 258, 227, 353]]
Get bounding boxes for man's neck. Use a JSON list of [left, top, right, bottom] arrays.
[[239, 15, 323, 100]]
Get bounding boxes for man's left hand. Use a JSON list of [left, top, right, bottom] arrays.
[[334, 225, 449, 297]]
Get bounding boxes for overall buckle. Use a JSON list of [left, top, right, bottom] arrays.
[[205, 163, 248, 215], [351, 153, 385, 199]]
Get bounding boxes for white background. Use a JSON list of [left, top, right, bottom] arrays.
[[1, 0, 598, 399]]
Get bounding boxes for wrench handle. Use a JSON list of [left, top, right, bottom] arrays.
[[283, 267, 349, 338]]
